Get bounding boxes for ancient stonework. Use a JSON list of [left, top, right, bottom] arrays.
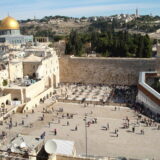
[[59, 56, 159, 85]]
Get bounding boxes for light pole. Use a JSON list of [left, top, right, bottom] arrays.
[[84, 114, 88, 157]]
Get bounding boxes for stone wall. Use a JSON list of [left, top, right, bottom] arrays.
[[156, 58, 160, 74], [23, 62, 40, 77], [0, 69, 8, 87], [56, 155, 94, 160], [0, 93, 11, 106], [9, 61, 23, 82], [3, 88, 22, 101], [59, 56, 159, 85], [23, 88, 53, 113], [25, 78, 46, 99], [137, 90, 160, 114]]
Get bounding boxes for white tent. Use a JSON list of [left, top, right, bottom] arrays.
[[52, 139, 76, 156]]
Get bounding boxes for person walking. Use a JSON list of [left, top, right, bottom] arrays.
[[140, 129, 144, 135], [75, 125, 77, 131], [107, 123, 109, 130], [48, 122, 50, 128], [30, 123, 33, 128], [116, 133, 118, 137], [54, 129, 57, 135]]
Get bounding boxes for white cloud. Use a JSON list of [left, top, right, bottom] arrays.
[[0, 1, 159, 19], [50, 3, 159, 17]]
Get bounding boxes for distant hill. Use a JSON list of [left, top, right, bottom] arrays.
[[19, 15, 160, 42]]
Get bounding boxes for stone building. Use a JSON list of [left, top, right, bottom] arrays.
[[0, 44, 59, 116], [0, 16, 33, 45], [137, 71, 160, 114], [0, 16, 159, 120], [0, 63, 8, 87], [0, 16, 59, 115]]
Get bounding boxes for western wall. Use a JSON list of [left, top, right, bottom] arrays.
[[59, 56, 159, 85]]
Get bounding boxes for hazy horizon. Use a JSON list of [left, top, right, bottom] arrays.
[[0, 0, 160, 20]]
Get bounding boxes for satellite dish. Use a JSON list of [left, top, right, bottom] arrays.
[[20, 142, 27, 148], [45, 140, 57, 154]]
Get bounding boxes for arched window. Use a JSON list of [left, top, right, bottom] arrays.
[[6, 100, 10, 105], [13, 98, 19, 101]]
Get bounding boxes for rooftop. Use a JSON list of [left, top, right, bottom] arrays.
[[22, 54, 43, 62], [2, 134, 44, 154]]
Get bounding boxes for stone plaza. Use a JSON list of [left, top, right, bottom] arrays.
[[0, 15, 159, 160], [0, 96, 160, 160]]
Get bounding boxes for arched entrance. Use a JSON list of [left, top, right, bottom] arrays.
[[40, 98, 43, 103], [13, 98, 19, 101], [6, 100, 10, 105]]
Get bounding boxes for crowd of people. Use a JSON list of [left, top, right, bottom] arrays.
[[0, 108, 8, 117], [111, 85, 137, 104], [0, 82, 159, 159], [58, 83, 138, 106], [131, 102, 160, 123]]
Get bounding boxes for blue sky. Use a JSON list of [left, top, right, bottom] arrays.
[[0, 0, 160, 20]]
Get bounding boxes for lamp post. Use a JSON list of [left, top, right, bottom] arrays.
[[84, 113, 88, 157]]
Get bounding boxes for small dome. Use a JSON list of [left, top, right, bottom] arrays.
[[0, 16, 20, 30]]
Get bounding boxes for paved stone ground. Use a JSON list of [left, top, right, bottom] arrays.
[[0, 100, 160, 160]]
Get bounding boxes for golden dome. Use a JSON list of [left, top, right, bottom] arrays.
[[0, 16, 20, 30]]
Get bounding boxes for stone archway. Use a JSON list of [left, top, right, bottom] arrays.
[[13, 98, 19, 101], [40, 98, 43, 103]]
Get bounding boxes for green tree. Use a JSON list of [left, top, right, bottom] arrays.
[[136, 36, 144, 58], [65, 30, 84, 56], [3, 80, 8, 86], [65, 30, 152, 58], [143, 35, 152, 58]]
